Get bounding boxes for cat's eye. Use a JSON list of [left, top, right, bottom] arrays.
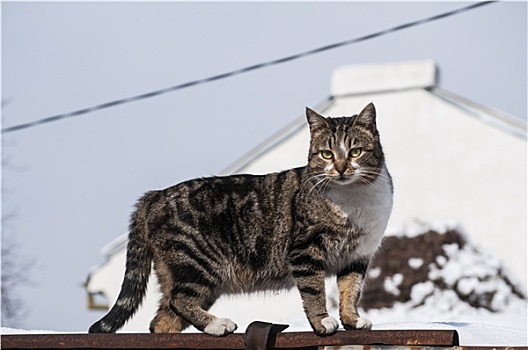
[[349, 147, 363, 158], [320, 150, 334, 160]]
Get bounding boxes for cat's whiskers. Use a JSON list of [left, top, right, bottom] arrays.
[[358, 176, 382, 192], [358, 169, 392, 193], [361, 167, 390, 178], [300, 173, 327, 193], [353, 170, 382, 190], [321, 177, 333, 193], [308, 176, 331, 195], [358, 168, 391, 183]]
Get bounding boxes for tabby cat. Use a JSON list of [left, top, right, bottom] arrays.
[[89, 103, 393, 336]]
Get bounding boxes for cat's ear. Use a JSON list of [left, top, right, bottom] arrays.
[[306, 107, 329, 131], [353, 102, 377, 130]]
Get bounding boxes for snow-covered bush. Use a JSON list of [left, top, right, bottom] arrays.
[[357, 221, 525, 312]]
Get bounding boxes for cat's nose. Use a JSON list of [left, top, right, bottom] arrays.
[[335, 163, 347, 175]]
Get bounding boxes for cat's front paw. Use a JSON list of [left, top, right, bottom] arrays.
[[204, 318, 238, 336], [342, 316, 372, 330], [313, 316, 339, 336]]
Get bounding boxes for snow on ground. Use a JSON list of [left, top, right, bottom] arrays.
[[1, 327, 64, 334], [365, 296, 527, 345], [385, 219, 460, 238], [375, 321, 527, 347]]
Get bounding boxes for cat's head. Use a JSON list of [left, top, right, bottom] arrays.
[[306, 103, 385, 185]]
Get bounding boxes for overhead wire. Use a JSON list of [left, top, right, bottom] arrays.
[[2, 1, 496, 134]]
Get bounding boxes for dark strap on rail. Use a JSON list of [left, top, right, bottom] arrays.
[[244, 321, 289, 350]]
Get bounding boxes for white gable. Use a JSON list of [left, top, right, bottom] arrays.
[[331, 59, 437, 95]]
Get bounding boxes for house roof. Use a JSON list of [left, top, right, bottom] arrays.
[[221, 59, 526, 175], [331, 59, 438, 96], [430, 87, 526, 139], [101, 232, 128, 257]]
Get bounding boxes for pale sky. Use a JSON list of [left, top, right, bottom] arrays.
[[2, 2, 526, 331]]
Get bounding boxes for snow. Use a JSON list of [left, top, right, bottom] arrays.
[[364, 219, 528, 346], [383, 273, 403, 296], [410, 281, 435, 301], [385, 219, 461, 238], [368, 266, 381, 278], [408, 257, 424, 269], [1, 327, 63, 334], [426, 241, 523, 312], [374, 322, 527, 346]]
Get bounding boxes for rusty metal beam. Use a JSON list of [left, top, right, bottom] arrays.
[[1, 329, 460, 350], [2, 333, 244, 349], [276, 329, 459, 348]]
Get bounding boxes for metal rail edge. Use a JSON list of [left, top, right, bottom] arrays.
[[1, 324, 463, 350]]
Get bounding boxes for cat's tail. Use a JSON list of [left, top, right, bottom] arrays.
[[88, 192, 157, 333]]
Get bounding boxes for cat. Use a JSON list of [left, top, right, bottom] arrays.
[[88, 103, 393, 336]]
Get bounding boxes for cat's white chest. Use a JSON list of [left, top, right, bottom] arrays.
[[326, 166, 393, 258]]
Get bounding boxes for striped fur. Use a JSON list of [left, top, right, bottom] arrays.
[[88, 103, 393, 336]]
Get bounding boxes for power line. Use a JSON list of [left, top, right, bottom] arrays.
[[2, 1, 496, 134]]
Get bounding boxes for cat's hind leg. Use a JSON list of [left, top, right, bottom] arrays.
[[150, 261, 190, 333], [169, 286, 237, 336], [150, 306, 189, 333], [166, 259, 237, 336]]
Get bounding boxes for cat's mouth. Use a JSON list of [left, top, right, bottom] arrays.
[[330, 174, 357, 185]]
